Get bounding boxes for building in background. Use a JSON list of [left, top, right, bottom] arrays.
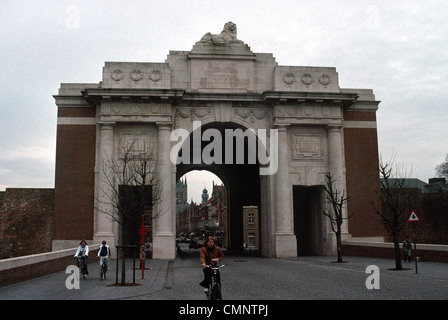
[[243, 205, 259, 254]]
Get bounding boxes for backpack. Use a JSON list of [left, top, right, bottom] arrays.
[[100, 246, 109, 256]]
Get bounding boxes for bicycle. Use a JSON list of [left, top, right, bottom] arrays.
[[75, 255, 87, 279], [100, 256, 109, 280], [204, 264, 226, 300]]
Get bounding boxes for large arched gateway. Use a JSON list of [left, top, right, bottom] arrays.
[[52, 22, 383, 259], [174, 121, 264, 254]]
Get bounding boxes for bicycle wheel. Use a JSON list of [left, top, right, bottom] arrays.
[[211, 283, 222, 300], [206, 281, 213, 300], [101, 263, 107, 280], [77, 260, 83, 279]]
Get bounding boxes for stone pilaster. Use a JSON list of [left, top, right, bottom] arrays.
[[327, 124, 348, 233], [274, 124, 297, 257], [152, 122, 176, 259], [94, 122, 116, 245]]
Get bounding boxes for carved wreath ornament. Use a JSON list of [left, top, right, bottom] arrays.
[[282, 72, 296, 86], [130, 69, 143, 81], [318, 74, 331, 87], [301, 73, 313, 86], [111, 69, 124, 81], [149, 69, 162, 82]]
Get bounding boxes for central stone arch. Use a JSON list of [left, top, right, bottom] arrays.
[[175, 121, 263, 253]]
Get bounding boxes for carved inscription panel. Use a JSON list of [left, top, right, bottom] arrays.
[[291, 134, 323, 161], [119, 132, 152, 159], [190, 59, 253, 93]]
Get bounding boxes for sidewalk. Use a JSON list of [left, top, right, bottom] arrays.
[[0, 258, 168, 300]]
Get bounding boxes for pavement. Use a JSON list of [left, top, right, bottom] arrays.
[[0, 243, 447, 301]]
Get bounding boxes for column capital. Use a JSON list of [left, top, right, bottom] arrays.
[[156, 121, 173, 130], [98, 121, 116, 129], [326, 123, 343, 131], [273, 123, 290, 132]]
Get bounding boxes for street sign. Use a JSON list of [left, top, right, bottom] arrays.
[[408, 210, 420, 222], [408, 210, 420, 274]]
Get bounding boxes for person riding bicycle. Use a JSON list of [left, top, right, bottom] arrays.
[[74, 240, 89, 278], [97, 240, 111, 278], [199, 236, 224, 290]]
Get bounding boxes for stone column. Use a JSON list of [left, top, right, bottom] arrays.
[[327, 125, 344, 186], [152, 122, 175, 259], [94, 122, 116, 245], [274, 124, 297, 257], [327, 124, 348, 233]]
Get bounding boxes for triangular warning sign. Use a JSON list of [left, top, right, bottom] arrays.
[[408, 210, 420, 222]]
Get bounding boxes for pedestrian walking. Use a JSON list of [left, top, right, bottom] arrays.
[[403, 237, 412, 263]]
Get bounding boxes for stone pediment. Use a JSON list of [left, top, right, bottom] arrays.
[[187, 22, 256, 93], [95, 22, 372, 98], [189, 42, 255, 60]]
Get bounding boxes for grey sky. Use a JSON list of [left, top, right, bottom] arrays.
[[1, 1, 447, 201]]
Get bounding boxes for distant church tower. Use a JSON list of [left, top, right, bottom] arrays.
[[176, 177, 188, 213], [201, 187, 209, 205]]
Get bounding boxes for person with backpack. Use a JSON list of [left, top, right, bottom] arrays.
[[97, 240, 111, 278]]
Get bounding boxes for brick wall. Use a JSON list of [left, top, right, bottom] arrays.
[[0, 188, 54, 259], [343, 110, 384, 238], [383, 192, 448, 245], [342, 242, 448, 263], [53, 123, 96, 241]]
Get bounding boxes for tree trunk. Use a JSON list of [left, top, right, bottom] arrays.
[[392, 231, 403, 270], [336, 230, 343, 263]]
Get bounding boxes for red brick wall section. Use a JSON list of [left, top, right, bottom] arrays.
[[53, 124, 96, 241], [343, 126, 384, 237], [383, 192, 448, 245], [57, 106, 96, 118], [0, 188, 54, 259]]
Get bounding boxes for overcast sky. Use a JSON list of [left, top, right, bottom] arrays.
[[1, 1, 447, 203]]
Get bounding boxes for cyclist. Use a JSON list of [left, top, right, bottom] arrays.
[[74, 240, 89, 278], [97, 240, 111, 278], [199, 236, 224, 290]]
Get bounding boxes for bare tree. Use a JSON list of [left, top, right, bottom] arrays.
[[372, 157, 417, 270], [435, 153, 448, 182], [322, 173, 351, 263], [96, 137, 166, 247]]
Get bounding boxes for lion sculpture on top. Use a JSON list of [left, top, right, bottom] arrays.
[[199, 22, 244, 44]]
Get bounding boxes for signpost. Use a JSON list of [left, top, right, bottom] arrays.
[[138, 215, 149, 279], [407, 210, 420, 274]]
